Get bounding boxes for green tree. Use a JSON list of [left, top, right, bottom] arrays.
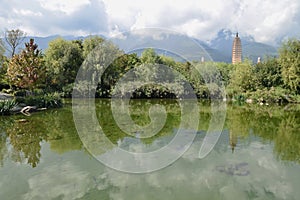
[[73, 40, 123, 97], [159, 55, 177, 67], [100, 53, 140, 97], [4, 29, 26, 57], [138, 49, 178, 81], [7, 39, 45, 91], [228, 60, 257, 95], [215, 62, 234, 86], [140, 48, 161, 64], [44, 38, 84, 90], [0, 38, 5, 59], [0, 39, 8, 88], [279, 39, 300, 94], [255, 57, 283, 89], [83, 36, 104, 58]]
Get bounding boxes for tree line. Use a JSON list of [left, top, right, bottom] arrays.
[[0, 29, 299, 103]]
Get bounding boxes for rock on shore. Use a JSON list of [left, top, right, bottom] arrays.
[[0, 92, 13, 100]]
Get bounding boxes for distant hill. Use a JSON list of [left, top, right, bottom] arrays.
[[2, 35, 90, 56], [112, 29, 279, 63], [210, 29, 278, 62], [2, 29, 278, 63]]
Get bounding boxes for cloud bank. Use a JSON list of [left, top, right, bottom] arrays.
[[0, 0, 299, 44]]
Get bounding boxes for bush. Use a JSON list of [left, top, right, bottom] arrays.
[[247, 87, 291, 103], [16, 93, 63, 108], [0, 99, 17, 115], [61, 83, 74, 98], [13, 89, 28, 97]]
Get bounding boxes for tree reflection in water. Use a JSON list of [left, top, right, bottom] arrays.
[[7, 120, 43, 168], [0, 101, 299, 168]]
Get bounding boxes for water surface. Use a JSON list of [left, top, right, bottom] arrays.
[[0, 99, 300, 200]]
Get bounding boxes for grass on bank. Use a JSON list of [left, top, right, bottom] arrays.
[[0, 93, 63, 115]]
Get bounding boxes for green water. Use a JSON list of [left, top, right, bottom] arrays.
[[0, 99, 300, 200]]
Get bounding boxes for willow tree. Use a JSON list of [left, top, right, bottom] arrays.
[[7, 39, 45, 91]]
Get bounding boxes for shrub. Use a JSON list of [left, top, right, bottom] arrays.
[[16, 93, 63, 108], [247, 87, 291, 103], [0, 99, 17, 115], [61, 83, 74, 98]]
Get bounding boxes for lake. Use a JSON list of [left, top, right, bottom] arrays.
[[0, 99, 300, 200]]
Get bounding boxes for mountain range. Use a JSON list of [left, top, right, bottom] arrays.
[[4, 29, 278, 63]]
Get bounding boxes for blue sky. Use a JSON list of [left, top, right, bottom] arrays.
[[0, 0, 299, 44]]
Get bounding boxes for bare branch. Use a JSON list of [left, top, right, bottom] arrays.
[[4, 29, 26, 57]]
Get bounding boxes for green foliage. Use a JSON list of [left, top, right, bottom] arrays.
[[0, 39, 5, 58], [140, 48, 161, 64], [77, 41, 124, 97], [7, 39, 45, 91], [247, 87, 290, 103], [61, 83, 74, 98], [214, 62, 234, 86], [1, 33, 299, 102], [0, 43, 5, 71], [254, 57, 283, 89], [279, 38, 300, 94], [159, 55, 177, 67], [113, 82, 182, 98], [0, 57, 9, 90], [82, 36, 104, 58], [227, 60, 258, 97], [16, 93, 62, 108], [99, 53, 141, 97], [44, 37, 84, 91], [0, 99, 17, 115]]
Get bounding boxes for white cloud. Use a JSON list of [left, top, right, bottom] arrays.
[[97, 138, 296, 200], [0, 0, 299, 44], [13, 9, 42, 17], [102, 0, 300, 44], [38, 0, 91, 15], [0, 0, 107, 36], [23, 162, 93, 200]]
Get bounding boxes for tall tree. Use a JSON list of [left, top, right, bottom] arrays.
[[254, 57, 283, 89], [4, 29, 26, 57], [0, 39, 5, 57], [82, 36, 104, 58], [140, 48, 161, 64], [228, 60, 258, 94], [7, 39, 45, 90], [0, 57, 9, 89], [0, 38, 5, 69], [44, 38, 84, 90], [279, 38, 300, 94], [0, 38, 5, 68]]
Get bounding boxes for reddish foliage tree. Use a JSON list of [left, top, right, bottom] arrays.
[[7, 39, 45, 91]]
